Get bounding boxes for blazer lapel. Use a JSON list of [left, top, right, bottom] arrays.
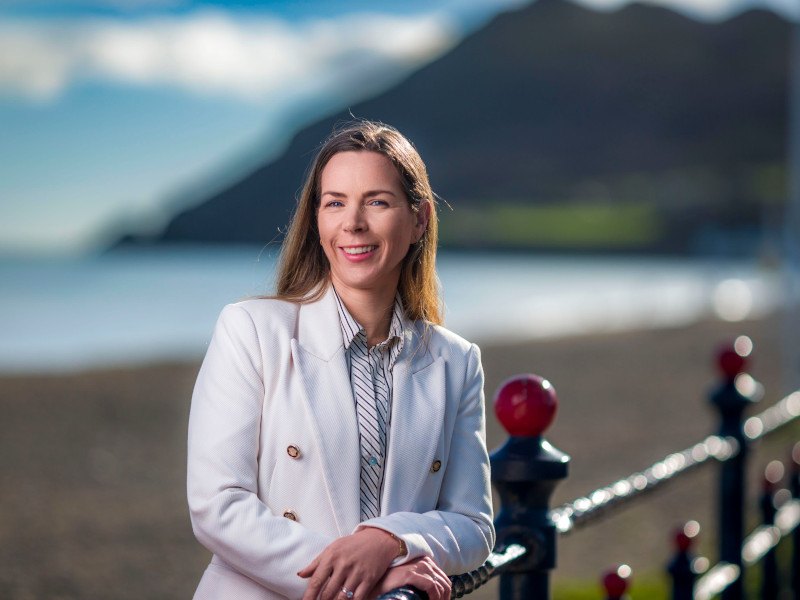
[[292, 285, 361, 535], [382, 323, 446, 514]]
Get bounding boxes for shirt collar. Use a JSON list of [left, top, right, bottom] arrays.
[[333, 287, 406, 357]]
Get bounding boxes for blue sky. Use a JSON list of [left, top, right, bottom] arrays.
[[1, 0, 796, 256]]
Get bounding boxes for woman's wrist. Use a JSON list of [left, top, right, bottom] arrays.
[[386, 531, 407, 559], [359, 526, 407, 559]]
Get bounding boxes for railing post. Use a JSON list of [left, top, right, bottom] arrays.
[[791, 442, 800, 600], [490, 375, 569, 600], [760, 461, 782, 600], [602, 565, 632, 600], [709, 339, 757, 600], [667, 521, 700, 600]]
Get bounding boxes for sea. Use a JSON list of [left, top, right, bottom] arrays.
[[0, 246, 784, 374]]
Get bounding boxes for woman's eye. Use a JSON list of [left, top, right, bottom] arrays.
[[325, 200, 344, 207], [369, 199, 389, 206]]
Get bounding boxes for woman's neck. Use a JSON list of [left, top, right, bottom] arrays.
[[331, 280, 397, 346]]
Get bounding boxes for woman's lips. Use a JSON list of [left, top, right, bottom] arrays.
[[339, 245, 377, 262]]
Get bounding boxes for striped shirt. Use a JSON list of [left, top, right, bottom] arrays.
[[333, 288, 405, 521]]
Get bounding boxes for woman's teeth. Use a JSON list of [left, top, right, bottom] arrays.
[[343, 246, 377, 255]]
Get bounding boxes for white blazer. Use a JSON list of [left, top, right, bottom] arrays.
[[187, 284, 495, 600]]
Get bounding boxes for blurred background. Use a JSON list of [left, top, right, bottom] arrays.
[[1, 0, 799, 598]]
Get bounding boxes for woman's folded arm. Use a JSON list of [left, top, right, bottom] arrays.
[[188, 304, 334, 599]]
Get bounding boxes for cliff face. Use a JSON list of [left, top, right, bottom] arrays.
[[138, 0, 788, 253]]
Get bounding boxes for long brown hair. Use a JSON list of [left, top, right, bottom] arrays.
[[271, 120, 442, 324]]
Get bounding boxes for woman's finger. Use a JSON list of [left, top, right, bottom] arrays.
[[301, 563, 332, 600], [333, 577, 366, 600], [416, 558, 450, 599], [437, 576, 452, 599], [298, 554, 321, 578], [430, 568, 451, 596], [353, 578, 374, 600], [408, 571, 446, 600], [319, 569, 348, 600], [325, 562, 386, 600]]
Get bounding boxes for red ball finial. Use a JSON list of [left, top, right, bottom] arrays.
[[494, 374, 557, 437], [674, 520, 699, 552], [715, 336, 752, 379], [602, 565, 632, 598]]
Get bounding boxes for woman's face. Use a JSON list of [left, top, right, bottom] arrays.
[[317, 150, 428, 296]]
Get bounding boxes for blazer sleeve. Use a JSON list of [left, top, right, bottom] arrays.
[[356, 343, 496, 575], [187, 304, 334, 599]]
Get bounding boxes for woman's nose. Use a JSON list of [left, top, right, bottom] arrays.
[[343, 205, 367, 232]]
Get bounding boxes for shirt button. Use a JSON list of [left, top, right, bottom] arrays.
[[431, 459, 442, 473], [287, 445, 301, 459], [283, 510, 298, 521]]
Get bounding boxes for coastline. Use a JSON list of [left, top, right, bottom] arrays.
[[0, 312, 796, 598]]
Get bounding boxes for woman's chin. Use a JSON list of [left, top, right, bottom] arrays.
[[331, 271, 398, 294]]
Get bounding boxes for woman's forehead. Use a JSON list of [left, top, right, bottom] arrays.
[[320, 151, 403, 192]]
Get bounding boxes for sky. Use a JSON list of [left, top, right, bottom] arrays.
[[1, 0, 797, 257]]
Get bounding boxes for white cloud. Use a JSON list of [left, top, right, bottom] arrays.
[[0, 10, 457, 103]]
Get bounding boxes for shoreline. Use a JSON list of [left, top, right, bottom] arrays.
[[0, 306, 782, 378]]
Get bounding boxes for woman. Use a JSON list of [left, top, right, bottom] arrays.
[[187, 120, 495, 600]]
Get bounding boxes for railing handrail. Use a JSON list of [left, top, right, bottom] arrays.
[[552, 390, 800, 534], [551, 434, 738, 534], [376, 544, 528, 600]]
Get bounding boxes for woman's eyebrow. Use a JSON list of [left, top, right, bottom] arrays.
[[321, 190, 397, 198], [364, 190, 396, 198]]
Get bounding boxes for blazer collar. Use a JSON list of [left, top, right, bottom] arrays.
[[296, 283, 346, 361], [296, 281, 433, 373]]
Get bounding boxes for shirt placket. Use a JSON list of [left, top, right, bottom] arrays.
[[374, 344, 390, 443]]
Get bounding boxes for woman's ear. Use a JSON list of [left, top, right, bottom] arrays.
[[415, 201, 431, 242]]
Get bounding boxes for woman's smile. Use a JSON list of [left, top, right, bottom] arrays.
[[341, 244, 378, 260]]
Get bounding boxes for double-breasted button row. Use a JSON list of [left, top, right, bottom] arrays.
[[282, 446, 301, 522]]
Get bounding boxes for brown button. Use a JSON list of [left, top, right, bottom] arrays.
[[287, 445, 301, 459], [283, 510, 298, 521], [431, 459, 442, 473]]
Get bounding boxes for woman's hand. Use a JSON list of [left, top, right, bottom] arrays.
[[369, 557, 451, 600], [298, 527, 400, 600]]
